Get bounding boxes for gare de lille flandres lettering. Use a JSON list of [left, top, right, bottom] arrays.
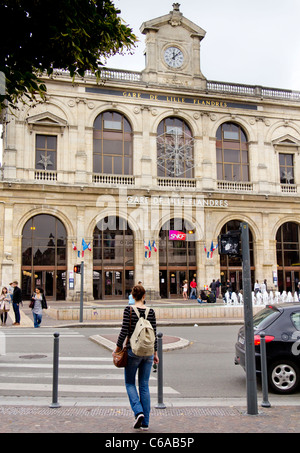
[[127, 196, 229, 208]]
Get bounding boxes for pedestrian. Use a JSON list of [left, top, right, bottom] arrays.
[[30, 287, 47, 328], [216, 279, 221, 298], [182, 280, 188, 300], [189, 278, 197, 299], [254, 280, 260, 295], [113, 284, 159, 431], [8, 283, 13, 303], [226, 279, 232, 298], [128, 281, 143, 305], [11, 281, 22, 326], [0, 287, 10, 326], [209, 279, 217, 299], [260, 280, 266, 293]]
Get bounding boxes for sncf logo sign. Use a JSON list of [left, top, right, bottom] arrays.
[[169, 230, 186, 241]]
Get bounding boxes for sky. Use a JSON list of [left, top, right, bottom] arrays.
[[107, 0, 300, 91]]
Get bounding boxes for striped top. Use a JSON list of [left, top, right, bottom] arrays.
[[116, 305, 158, 351]]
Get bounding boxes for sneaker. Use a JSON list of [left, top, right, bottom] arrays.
[[140, 425, 149, 431], [133, 413, 144, 429]]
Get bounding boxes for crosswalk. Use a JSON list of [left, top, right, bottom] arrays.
[[0, 329, 179, 400]]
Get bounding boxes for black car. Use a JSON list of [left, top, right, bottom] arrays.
[[235, 303, 300, 394]]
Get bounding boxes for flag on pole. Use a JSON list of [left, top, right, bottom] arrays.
[[152, 240, 157, 252], [148, 240, 152, 258], [204, 244, 209, 258], [144, 240, 149, 258], [82, 239, 89, 251], [72, 242, 77, 251], [210, 241, 218, 258]]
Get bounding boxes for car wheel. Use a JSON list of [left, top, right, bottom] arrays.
[[268, 360, 300, 394]]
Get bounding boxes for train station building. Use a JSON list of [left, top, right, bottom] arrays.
[[2, 4, 300, 301]]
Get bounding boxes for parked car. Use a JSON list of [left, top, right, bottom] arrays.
[[235, 303, 300, 394]]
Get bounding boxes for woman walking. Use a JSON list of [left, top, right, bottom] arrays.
[[30, 287, 47, 328], [0, 287, 10, 325], [113, 285, 159, 430]]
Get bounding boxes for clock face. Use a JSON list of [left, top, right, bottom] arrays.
[[164, 47, 184, 68]]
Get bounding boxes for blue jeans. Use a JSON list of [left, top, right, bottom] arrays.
[[32, 312, 42, 328], [13, 303, 20, 324], [125, 347, 154, 426]]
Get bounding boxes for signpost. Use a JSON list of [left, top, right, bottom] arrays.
[[79, 261, 84, 323], [218, 222, 258, 415]]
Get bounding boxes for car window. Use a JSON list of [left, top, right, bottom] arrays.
[[253, 306, 281, 330], [291, 312, 300, 331]]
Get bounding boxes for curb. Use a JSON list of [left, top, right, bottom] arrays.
[[89, 334, 190, 352]]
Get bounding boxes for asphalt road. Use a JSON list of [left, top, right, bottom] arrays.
[[1, 324, 300, 405]]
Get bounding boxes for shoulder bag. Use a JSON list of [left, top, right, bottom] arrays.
[[113, 306, 132, 368]]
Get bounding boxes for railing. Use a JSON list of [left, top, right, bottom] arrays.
[[35, 170, 57, 181], [157, 177, 196, 188], [93, 174, 135, 185], [217, 181, 253, 192], [281, 183, 297, 193], [207, 80, 300, 101], [48, 68, 300, 102], [53, 67, 142, 83]]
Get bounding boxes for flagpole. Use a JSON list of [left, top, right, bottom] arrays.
[[79, 260, 84, 323]]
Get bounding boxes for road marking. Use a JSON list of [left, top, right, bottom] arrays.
[[0, 382, 179, 394]]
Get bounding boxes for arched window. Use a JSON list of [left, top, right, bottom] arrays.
[[21, 214, 67, 300], [276, 222, 300, 292], [219, 220, 254, 293], [216, 123, 249, 181], [93, 216, 134, 299], [159, 218, 196, 298], [93, 111, 133, 175], [157, 117, 194, 178]]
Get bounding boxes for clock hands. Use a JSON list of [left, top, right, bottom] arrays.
[[172, 49, 181, 60]]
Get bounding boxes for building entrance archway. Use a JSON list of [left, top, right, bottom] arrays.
[[21, 214, 67, 300], [159, 218, 196, 298], [93, 216, 134, 299]]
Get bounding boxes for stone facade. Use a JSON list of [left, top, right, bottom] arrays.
[[2, 5, 300, 300]]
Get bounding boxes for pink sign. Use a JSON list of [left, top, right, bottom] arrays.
[[169, 230, 186, 240]]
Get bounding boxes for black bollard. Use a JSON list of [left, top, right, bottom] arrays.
[[260, 332, 271, 408], [155, 332, 166, 409], [49, 332, 61, 408]]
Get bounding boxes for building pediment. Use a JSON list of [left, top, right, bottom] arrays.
[[272, 134, 300, 148], [140, 4, 206, 40], [27, 112, 68, 134]]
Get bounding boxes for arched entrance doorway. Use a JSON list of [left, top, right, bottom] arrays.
[[219, 220, 254, 293], [276, 222, 300, 292], [21, 214, 67, 300], [159, 218, 196, 298], [93, 216, 134, 299]]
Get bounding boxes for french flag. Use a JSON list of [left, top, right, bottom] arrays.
[[152, 240, 157, 252], [144, 240, 149, 258]]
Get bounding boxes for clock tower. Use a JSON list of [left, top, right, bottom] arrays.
[[140, 3, 207, 89]]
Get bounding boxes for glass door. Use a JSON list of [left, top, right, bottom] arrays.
[[104, 271, 123, 298]]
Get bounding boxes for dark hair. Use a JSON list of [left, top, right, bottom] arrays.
[[35, 287, 44, 294], [131, 285, 145, 301]]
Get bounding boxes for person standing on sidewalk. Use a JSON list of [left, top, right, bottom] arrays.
[[113, 285, 159, 431], [11, 281, 22, 326], [189, 278, 197, 299], [30, 287, 47, 328], [0, 287, 10, 326]]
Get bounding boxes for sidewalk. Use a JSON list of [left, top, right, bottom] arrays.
[[0, 404, 299, 433], [3, 300, 300, 433]]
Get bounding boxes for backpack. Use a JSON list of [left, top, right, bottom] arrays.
[[130, 306, 155, 357]]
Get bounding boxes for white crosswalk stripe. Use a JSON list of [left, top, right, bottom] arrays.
[[0, 355, 179, 396]]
